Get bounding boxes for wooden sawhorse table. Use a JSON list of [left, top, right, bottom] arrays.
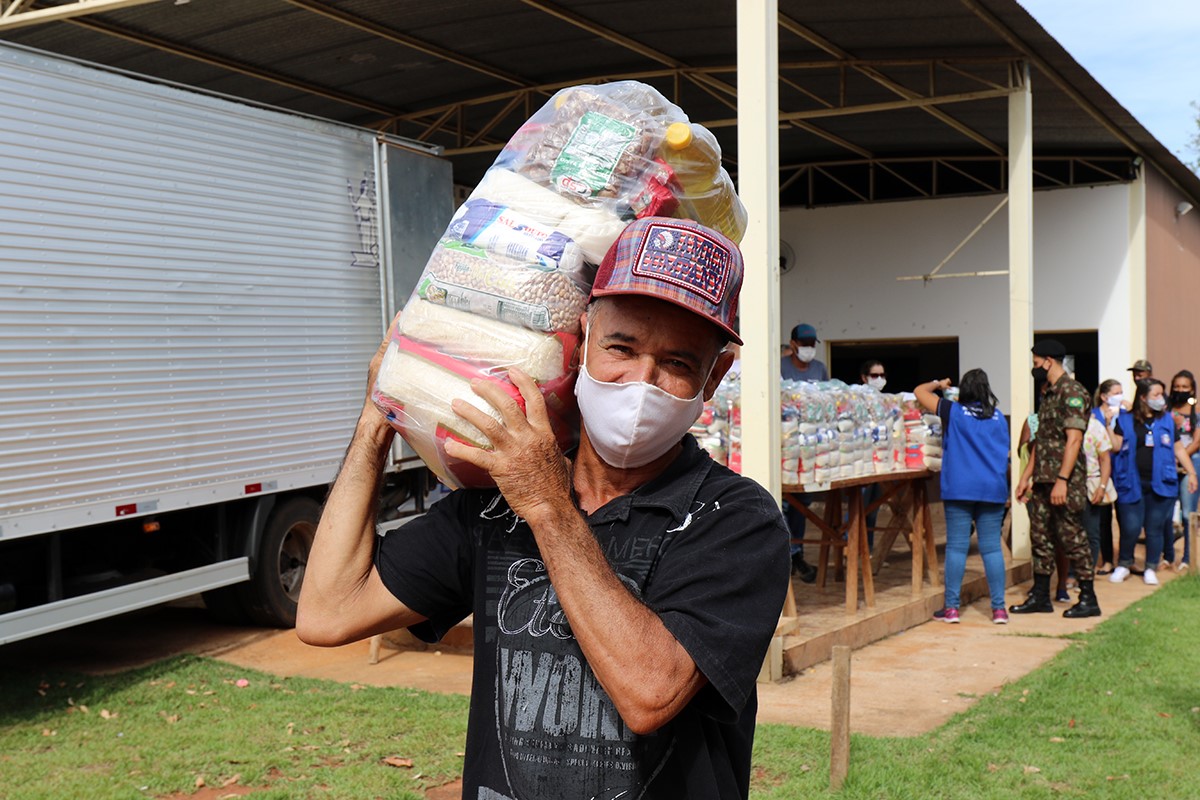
[[783, 469, 939, 614]]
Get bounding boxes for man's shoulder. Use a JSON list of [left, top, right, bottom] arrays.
[[1058, 379, 1090, 412], [697, 461, 788, 525]]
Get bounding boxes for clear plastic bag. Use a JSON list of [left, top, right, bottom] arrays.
[[371, 80, 744, 488]]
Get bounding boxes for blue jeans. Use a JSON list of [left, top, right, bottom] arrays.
[[785, 493, 812, 557], [1115, 484, 1172, 569], [1083, 501, 1108, 566], [1165, 454, 1199, 564], [942, 500, 1007, 610]]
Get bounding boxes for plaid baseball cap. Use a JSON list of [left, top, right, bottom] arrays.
[[591, 217, 743, 344]]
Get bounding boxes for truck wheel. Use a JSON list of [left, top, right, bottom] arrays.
[[242, 496, 319, 627]]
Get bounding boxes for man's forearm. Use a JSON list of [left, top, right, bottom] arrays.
[[300, 409, 394, 618], [524, 500, 704, 735]]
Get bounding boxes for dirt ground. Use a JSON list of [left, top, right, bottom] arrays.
[[0, 565, 1184, 797]]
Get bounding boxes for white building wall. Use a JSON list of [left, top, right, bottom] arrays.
[[779, 183, 1133, 408]]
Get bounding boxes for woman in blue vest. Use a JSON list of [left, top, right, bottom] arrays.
[[915, 369, 1010, 624], [1108, 379, 1199, 585]]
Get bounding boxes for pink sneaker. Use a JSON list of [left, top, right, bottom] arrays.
[[992, 608, 1010, 625], [933, 607, 960, 623]]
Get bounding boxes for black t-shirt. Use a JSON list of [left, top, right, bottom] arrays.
[[1134, 420, 1154, 480], [375, 436, 791, 800]]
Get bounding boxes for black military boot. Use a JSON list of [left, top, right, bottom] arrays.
[[1009, 573, 1054, 614], [1063, 579, 1102, 618]]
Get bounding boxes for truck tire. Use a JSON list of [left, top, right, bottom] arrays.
[[241, 496, 319, 627]]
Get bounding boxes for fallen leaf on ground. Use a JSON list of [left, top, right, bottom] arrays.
[[382, 757, 414, 769], [987, 764, 1000, 772], [221, 774, 241, 787], [1068, 718, 1076, 728], [1049, 737, 1064, 743], [1023, 766, 1041, 774], [100, 709, 117, 720], [1158, 712, 1172, 718], [1107, 774, 1130, 781], [195, 775, 206, 788]]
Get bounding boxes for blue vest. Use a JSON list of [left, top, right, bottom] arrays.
[[1111, 410, 1177, 502], [941, 402, 1009, 503]]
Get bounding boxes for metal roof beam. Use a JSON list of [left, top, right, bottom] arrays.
[[702, 87, 1013, 127], [282, 0, 531, 88], [64, 15, 400, 117], [958, 0, 1140, 153], [516, 0, 684, 68], [0, 0, 159, 31], [517, 0, 871, 159], [778, 12, 1006, 156]]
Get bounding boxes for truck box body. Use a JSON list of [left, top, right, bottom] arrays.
[[0, 43, 451, 641]]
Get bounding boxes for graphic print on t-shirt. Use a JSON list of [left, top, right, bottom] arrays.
[[478, 494, 679, 799]]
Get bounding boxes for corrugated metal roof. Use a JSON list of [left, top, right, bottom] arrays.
[[3, 0, 1196, 207]]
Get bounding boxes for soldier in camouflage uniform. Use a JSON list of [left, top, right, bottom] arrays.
[[1014, 339, 1101, 618]]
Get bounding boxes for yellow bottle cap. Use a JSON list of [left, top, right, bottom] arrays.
[[665, 122, 693, 150]]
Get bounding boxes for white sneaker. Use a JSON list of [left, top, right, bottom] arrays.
[[1144, 568, 1159, 586], [1109, 566, 1130, 583]]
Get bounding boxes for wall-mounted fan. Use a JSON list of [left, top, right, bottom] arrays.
[[780, 239, 796, 275]]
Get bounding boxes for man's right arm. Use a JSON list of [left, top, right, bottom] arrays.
[[296, 330, 428, 647]]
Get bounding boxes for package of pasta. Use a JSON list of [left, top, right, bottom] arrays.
[[372, 80, 745, 487]]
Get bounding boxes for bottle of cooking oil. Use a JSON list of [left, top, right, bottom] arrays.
[[660, 122, 747, 243]]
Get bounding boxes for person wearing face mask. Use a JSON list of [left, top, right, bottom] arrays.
[[778, 324, 826, 581], [1013, 340, 1101, 618], [296, 217, 790, 800], [1079, 379, 1119, 576], [781, 323, 828, 382], [1090, 379, 1125, 574], [1108, 378, 1199, 585], [1163, 370, 1198, 571], [859, 360, 888, 545]]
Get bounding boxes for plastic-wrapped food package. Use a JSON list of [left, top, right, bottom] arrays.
[[372, 80, 745, 488]]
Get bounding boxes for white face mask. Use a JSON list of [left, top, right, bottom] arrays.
[[1147, 395, 1167, 412], [1106, 394, 1123, 408], [574, 330, 712, 469], [867, 376, 887, 391], [794, 346, 817, 363]]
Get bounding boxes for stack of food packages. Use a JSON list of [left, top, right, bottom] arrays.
[[901, 396, 943, 471], [371, 81, 747, 488], [691, 379, 933, 485]]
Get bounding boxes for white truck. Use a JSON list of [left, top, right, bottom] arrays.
[[0, 42, 452, 643]]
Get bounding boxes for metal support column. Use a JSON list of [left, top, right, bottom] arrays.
[[737, 0, 781, 505], [1008, 62, 1033, 559], [1127, 166, 1147, 363]]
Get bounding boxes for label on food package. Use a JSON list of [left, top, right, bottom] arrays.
[[445, 199, 574, 271], [417, 275, 553, 331], [550, 111, 637, 198]]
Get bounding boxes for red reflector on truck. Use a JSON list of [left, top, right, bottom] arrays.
[[116, 504, 137, 516], [244, 483, 262, 494]]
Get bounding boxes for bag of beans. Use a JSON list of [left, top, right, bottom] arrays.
[[372, 81, 743, 488]]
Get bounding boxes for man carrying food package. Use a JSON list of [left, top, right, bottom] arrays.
[[298, 215, 790, 799]]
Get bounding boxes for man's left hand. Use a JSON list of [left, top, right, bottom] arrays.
[[1189, 474, 1198, 494], [1050, 479, 1067, 505], [444, 368, 573, 521]]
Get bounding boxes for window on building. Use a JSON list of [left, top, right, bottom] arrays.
[[827, 338, 959, 394]]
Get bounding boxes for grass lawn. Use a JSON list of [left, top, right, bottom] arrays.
[[1, 576, 1196, 799]]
